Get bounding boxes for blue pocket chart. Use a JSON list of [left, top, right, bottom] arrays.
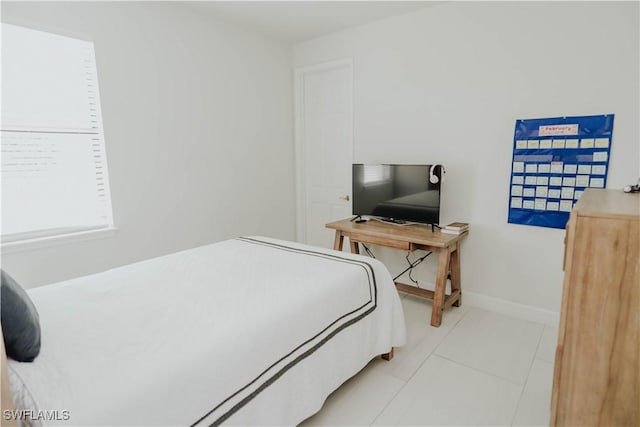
[[508, 114, 614, 229]]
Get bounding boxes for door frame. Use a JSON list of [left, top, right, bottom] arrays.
[[293, 58, 354, 243]]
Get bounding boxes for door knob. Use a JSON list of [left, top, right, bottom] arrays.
[[339, 195, 350, 201]]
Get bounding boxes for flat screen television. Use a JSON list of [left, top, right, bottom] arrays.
[[352, 164, 442, 225]]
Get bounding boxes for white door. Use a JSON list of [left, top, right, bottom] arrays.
[[295, 60, 353, 248]]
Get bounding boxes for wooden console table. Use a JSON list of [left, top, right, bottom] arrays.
[[326, 218, 468, 327]]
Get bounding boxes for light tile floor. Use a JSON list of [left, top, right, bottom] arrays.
[[301, 294, 558, 426]]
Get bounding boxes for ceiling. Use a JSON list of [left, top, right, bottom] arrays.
[[183, 1, 439, 45]]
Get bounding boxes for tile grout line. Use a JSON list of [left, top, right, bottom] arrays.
[[430, 306, 474, 356], [509, 325, 547, 426], [431, 308, 548, 386], [534, 325, 558, 364], [430, 354, 527, 388], [369, 306, 472, 426]]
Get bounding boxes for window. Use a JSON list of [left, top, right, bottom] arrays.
[[1, 24, 114, 248], [363, 164, 391, 185]]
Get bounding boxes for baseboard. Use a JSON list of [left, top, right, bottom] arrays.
[[463, 291, 560, 327]]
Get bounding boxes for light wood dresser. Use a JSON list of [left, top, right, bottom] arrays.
[[551, 188, 639, 426]]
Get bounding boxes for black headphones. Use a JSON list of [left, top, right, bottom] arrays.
[[429, 164, 445, 184]]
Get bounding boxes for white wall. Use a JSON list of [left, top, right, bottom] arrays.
[[294, 2, 639, 316], [1, 2, 295, 288]]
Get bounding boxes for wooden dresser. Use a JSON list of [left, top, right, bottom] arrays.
[[551, 189, 639, 426]]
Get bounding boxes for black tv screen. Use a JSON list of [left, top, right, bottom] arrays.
[[352, 164, 441, 224]]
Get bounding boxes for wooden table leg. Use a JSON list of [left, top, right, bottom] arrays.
[[333, 231, 344, 251], [349, 239, 360, 254], [431, 247, 451, 327], [450, 242, 462, 307], [381, 348, 394, 361]]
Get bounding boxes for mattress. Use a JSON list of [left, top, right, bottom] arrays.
[[7, 237, 406, 426]]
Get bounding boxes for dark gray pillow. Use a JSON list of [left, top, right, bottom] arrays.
[[1, 270, 41, 362]]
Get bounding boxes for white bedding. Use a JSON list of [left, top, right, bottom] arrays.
[[8, 237, 405, 426]]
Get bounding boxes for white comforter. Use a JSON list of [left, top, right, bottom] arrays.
[[8, 237, 405, 426]]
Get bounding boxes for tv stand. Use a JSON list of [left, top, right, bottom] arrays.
[[326, 218, 468, 327]]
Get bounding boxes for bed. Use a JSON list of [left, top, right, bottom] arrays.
[[2, 237, 406, 426]]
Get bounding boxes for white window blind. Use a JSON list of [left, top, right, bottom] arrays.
[[363, 164, 391, 185], [1, 24, 114, 244]]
